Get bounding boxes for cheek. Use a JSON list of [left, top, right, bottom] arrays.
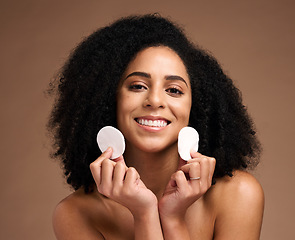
[[185, 93, 192, 120], [184, 104, 192, 123], [117, 93, 136, 124], [172, 98, 191, 121]]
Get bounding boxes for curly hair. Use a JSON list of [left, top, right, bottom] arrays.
[[47, 14, 261, 193]]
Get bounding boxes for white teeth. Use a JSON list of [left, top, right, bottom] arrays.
[[136, 119, 168, 127]]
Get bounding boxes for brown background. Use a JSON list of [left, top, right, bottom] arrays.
[[1, 0, 294, 239]]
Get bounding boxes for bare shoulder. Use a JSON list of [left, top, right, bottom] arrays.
[[53, 189, 105, 240], [212, 170, 265, 239], [216, 170, 264, 200]]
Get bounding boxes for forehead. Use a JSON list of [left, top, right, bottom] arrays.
[[122, 46, 189, 79]]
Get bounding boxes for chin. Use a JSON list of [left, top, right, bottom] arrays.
[[137, 140, 177, 154]]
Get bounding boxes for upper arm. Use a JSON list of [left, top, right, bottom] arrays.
[[53, 200, 105, 240], [214, 171, 264, 240]]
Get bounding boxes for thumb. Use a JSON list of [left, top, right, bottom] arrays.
[[190, 150, 202, 159]]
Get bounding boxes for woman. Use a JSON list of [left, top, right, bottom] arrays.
[[48, 14, 264, 239]]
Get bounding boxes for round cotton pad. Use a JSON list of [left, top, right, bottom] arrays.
[[178, 127, 199, 161], [96, 126, 125, 159]]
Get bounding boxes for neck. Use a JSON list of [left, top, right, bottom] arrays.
[[124, 143, 182, 199]]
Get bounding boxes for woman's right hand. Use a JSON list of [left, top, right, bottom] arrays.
[[89, 147, 158, 217]]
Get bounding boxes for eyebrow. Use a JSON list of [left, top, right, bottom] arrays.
[[125, 71, 188, 87], [125, 71, 151, 79]]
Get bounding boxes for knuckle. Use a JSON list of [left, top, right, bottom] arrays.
[[116, 161, 124, 168], [175, 170, 184, 178], [127, 167, 137, 176], [97, 185, 104, 194], [199, 184, 209, 194], [100, 187, 111, 197], [89, 162, 94, 170], [170, 172, 177, 180], [122, 186, 132, 197], [101, 159, 111, 167], [128, 167, 136, 172], [98, 181, 112, 195], [89, 161, 98, 170], [128, 166, 135, 172], [191, 162, 200, 169], [114, 162, 124, 172], [206, 178, 212, 187], [111, 187, 120, 198], [175, 171, 186, 182]]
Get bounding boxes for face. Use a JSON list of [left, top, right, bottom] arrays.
[[117, 46, 192, 153]]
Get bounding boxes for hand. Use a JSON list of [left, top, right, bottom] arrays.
[[159, 151, 216, 219], [90, 148, 158, 216]]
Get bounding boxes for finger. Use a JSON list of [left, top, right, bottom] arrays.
[[90, 147, 113, 185], [189, 150, 203, 159], [112, 155, 128, 170], [99, 159, 116, 195], [124, 167, 140, 187], [171, 170, 189, 192], [181, 162, 201, 188], [199, 157, 211, 190], [113, 161, 126, 188], [188, 153, 215, 184], [113, 155, 124, 162], [180, 162, 200, 176], [90, 147, 113, 169], [208, 157, 216, 181]]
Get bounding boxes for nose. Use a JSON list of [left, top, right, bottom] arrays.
[[144, 88, 165, 109]]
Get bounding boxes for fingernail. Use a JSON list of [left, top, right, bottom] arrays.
[[105, 147, 112, 152]]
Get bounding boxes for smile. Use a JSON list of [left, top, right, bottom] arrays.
[[135, 118, 169, 127]]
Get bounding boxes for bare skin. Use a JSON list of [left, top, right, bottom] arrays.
[[53, 166, 264, 239], [53, 47, 264, 239]]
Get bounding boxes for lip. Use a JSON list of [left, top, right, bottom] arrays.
[[134, 116, 171, 132]]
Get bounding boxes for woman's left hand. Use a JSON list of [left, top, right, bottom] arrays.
[[158, 151, 216, 220]]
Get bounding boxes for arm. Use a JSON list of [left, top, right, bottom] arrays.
[[213, 171, 264, 240], [133, 205, 163, 240], [159, 152, 216, 240], [90, 148, 163, 240]]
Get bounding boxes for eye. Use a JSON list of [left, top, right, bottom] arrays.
[[128, 84, 147, 91], [166, 87, 184, 96]]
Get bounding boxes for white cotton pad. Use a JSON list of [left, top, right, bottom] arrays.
[[178, 127, 199, 161], [96, 126, 125, 159]]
